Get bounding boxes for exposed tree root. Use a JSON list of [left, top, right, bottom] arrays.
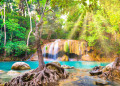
[[98, 57, 120, 81], [5, 63, 69, 86]]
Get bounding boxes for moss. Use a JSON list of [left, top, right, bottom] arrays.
[[45, 46, 48, 50], [11, 65, 30, 70], [64, 41, 69, 54]]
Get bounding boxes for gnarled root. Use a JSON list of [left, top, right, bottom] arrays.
[[98, 57, 120, 81], [98, 69, 120, 81], [5, 63, 69, 86]]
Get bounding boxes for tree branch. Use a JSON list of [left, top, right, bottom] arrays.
[[36, 0, 49, 27], [45, 9, 54, 13]]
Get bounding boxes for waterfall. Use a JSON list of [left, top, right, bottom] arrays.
[[43, 45, 47, 58], [53, 40, 59, 59], [27, 39, 91, 61], [48, 43, 54, 58]]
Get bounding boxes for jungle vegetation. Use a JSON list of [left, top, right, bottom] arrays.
[[0, 0, 120, 60]]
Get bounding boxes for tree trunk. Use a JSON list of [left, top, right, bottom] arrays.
[[1, 10, 3, 32], [47, 30, 52, 39], [4, 2, 6, 57], [25, 0, 33, 59], [35, 19, 45, 70], [34, 0, 49, 70], [26, 13, 32, 46], [36, 32, 45, 70]]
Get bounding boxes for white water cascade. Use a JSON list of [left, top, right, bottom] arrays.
[[48, 42, 54, 59], [47, 39, 60, 60], [53, 40, 60, 59], [43, 45, 47, 58]]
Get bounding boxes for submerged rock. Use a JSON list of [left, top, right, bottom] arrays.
[[11, 62, 30, 70], [0, 70, 5, 73], [7, 70, 20, 75], [61, 65, 75, 69], [95, 79, 109, 85]]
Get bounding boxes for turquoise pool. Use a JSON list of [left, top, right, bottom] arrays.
[[1, 61, 119, 86], [0, 61, 109, 71]]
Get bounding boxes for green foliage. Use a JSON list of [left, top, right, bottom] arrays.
[[14, 41, 29, 56], [5, 41, 14, 56], [5, 41, 29, 56], [0, 0, 120, 59]]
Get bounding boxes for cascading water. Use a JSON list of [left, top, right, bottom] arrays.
[[53, 39, 60, 60], [27, 39, 92, 61], [48, 43, 54, 59], [42, 45, 47, 58]]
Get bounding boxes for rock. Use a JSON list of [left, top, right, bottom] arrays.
[[102, 62, 114, 72], [81, 54, 94, 61], [3, 57, 11, 61], [7, 70, 20, 75], [89, 70, 102, 76], [51, 62, 61, 67], [95, 79, 109, 85], [46, 62, 61, 72], [0, 70, 5, 73], [61, 65, 75, 69], [11, 62, 31, 70], [61, 55, 69, 61], [90, 66, 102, 76], [100, 57, 120, 81]]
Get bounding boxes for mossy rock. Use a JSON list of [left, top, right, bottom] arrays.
[[61, 55, 69, 61], [11, 62, 31, 70], [51, 62, 61, 67], [47, 65, 59, 72], [46, 62, 61, 72]]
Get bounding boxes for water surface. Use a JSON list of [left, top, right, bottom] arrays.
[[0, 61, 110, 85], [0, 61, 109, 71]]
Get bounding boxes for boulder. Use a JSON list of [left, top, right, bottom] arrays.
[[90, 70, 102, 76], [11, 62, 30, 70], [51, 62, 61, 67], [46, 62, 61, 72], [0, 70, 5, 73], [7, 70, 20, 75], [89, 66, 103, 76], [61, 55, 69, 61], [61, 65, 75, 69]]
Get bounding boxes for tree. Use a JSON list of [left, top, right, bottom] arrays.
[[5, 0, 68, 85], [25, 0, 33, 58]]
